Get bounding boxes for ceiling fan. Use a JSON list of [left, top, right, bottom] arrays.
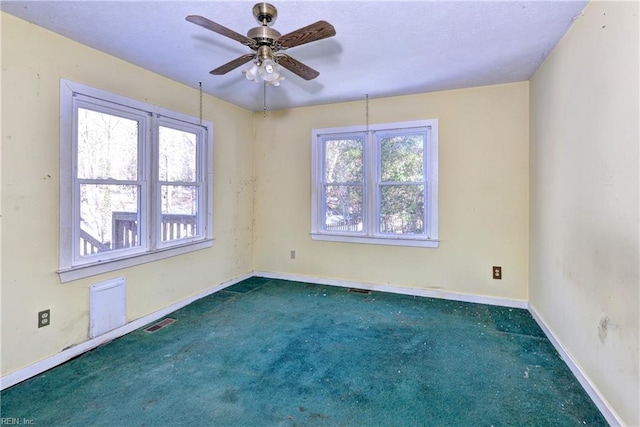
[[186, 2, 336, 86]]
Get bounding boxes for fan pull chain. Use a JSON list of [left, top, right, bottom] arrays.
[[198, 82, 203, 126], [263, 81, 267, 117]]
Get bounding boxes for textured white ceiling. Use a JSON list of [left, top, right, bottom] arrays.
[[1, 0, 587, 112]]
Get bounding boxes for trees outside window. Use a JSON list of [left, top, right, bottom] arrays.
[[311, 120, 438, 248]]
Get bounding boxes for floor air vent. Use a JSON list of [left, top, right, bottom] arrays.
[[348, 288, 372, 295], [143, 318, 176, 333]]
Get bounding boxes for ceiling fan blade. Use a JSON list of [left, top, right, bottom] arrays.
[[186, 15, 256, 47], [276, 20, 336, 50], [210, 54, 255, 75], [276, 54, 320, 80]]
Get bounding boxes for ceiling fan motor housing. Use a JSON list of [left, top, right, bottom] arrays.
[[247, 25, 281, 45]]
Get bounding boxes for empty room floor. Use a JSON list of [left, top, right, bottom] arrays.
[[1, 277, 606, 426]]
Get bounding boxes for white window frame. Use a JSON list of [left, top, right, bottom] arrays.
[[311, 120, 438, 248], [58, 80, 214, 282]]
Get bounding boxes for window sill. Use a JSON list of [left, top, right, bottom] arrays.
[[310, 233, 439, 248], [58, 239, 213, 283]]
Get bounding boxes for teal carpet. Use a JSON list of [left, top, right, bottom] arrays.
[[1, 278, 607, 426]]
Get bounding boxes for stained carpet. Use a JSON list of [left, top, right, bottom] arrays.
[[1, 277, 607, 426]]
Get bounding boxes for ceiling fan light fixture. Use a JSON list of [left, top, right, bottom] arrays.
[[269, 74, 285, 87], [242, 63, 260, 82], [258, 58, 281, 82], [242, 58, 285, 86], [263, 58, 275, 74]]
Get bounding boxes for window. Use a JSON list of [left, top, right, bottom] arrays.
[[59, 80, 213, 282], [311, 120, 438, 247]]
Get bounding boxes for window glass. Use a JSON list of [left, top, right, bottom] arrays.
[[77, 108, 138, 181], [323, 136, 364, 232], [79, 184, 140, 255], [324, 185, 363, 232], [380, 134, 424, 182], [160, 185, 198, 242], [379, 184, 425, 234], [324, 138, 363, 183], [159, 126, 196, 182], [379, 132, 425, 235]]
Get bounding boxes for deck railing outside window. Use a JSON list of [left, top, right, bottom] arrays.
[[80, 212, 197, 255]]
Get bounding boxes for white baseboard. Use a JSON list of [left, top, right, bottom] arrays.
[[253, 270, 529, 309], [0, 272, 253, 391], [528, 303, 622, 427]]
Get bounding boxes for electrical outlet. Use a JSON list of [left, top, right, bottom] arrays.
[[493, 266, 502, 280], [290, 250, 296, 260], [38, 309, 51, 328]]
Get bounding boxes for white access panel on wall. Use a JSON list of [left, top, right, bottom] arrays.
[[90, 277, 126, 338]]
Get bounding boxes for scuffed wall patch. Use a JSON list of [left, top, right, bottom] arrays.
[[597, 316, 619, 344]]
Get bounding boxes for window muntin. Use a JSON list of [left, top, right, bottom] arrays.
[[312, 121, 438, 248], [59, 80, 213, 281]]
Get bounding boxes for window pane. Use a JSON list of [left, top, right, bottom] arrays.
[[159, 126, 196, 182], [324, 185, 363, 232], [380, 134, 424, 182], [161, 185, 198, 241], [79, 184, 139, 256], [77, 108, 138, 180], [380, 185, 424, 234], [324, 138, 363, 183]]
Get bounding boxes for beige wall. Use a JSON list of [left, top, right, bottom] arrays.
[[0, 14, 255, 376], [253, 82, 530, 301], [529, 1, 639, 425]]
